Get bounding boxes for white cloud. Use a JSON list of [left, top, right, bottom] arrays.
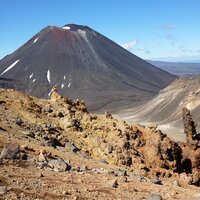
[[137, 47, 145, 51], [164, 34, 177, 46], [120, 40, 137, 51], [160, 24, 174, 31], [181, 49, 193, 53], [137, 47, 151, 54], [145, 50, 151, 54], [165, 34, 176, 41]]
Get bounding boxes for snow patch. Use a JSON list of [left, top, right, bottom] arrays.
[[78, 29, 86, 37], [47, 70, 50, 83], [1, 59, 20, 76], [63, 26, 70, 30], [68, 79, 71, 88], [33, 37, 39, 43], [32, 79, 36, 82], [29, 73, 33, 79], [61, 84, 64, 89], [78, 29, 104, 68], [68, 75, 72, 88]]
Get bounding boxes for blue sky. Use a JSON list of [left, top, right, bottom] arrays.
[[0, 0, 200, 62]]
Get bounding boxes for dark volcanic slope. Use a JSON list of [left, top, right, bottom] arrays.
[[0, 24, 176, 111]]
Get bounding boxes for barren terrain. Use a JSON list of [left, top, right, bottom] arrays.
[[0, 87, 200, 199], [118, 76, 200, 142]]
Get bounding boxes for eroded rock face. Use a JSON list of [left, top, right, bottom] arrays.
[[182, 107, 199, 149], [182, 107, 200, 185]]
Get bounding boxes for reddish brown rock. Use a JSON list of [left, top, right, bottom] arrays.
[[182, 107, 200, 185]]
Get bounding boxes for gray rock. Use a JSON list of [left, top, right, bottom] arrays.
[[65, 142, 80, 153], [114, 168, 127, 176], [15, 117, 23, 125], [42, 134, 49, 140], [48, 158, 71, 172], [91, 168, 105, 174], [47, 138, 63, 148], [0, 186, 7, 195], [112, 180, 119, 188], [147, 194, 162, 200], [129, 173, 147, 182], [80, 165, 89, 172], [98, 159, 108, 164], [173, 180, 180, 186], [193, 193, 200, 198], [21, 153, 28, 160], [25, 131, 35, 138], [0, 143, 20, 159], [56, 111, 64, 118], [106, 169, 115, 174], [138, 176, 146, 182], [151, 176, 162, 185]]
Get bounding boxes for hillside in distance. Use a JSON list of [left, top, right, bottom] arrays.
[[147, 60, 200, 76], [0, 24, 176, 112], [119, 75, 200, 141]]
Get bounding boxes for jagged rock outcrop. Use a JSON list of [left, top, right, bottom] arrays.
[[182, 107, 200, 185], [182, 107, 200, 150]]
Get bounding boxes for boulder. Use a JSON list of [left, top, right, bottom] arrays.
[[48, 158, 71, 172], [47, 138, 63, 148], [147, 194, 162, 200], [112, 180, 119, 188], [0, 186, 7, 195], [151, 176, 162, 185], [15, 117, 23, 126], [0, 143, 20, 159], [38, 150, 47, 162], [65, 142, 80, 153]]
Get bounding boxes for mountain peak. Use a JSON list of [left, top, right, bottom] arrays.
[[0, 24, 176, 111], [62, 24, 91, 31]]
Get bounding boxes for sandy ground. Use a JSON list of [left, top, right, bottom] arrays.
[[1, 159, 200, 200]]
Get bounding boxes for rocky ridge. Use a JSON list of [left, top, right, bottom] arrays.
[[0, 88, 199, 199]]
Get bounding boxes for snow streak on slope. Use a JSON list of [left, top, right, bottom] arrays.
[[1, 60, 20, 76], [33, 37, 39, 43], [47, 70, 50, 83], [29, 73, 33, 79]]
